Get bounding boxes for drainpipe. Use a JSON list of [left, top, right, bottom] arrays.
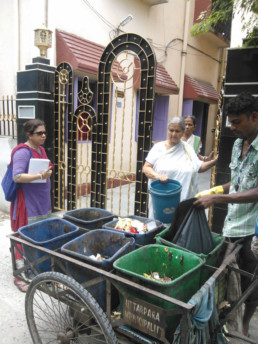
[[177, 0, 191, 116], [45, 0, 48, 27], [17, 0, 21, 71]]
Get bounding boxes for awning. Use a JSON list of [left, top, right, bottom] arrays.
[[56, 30, 103, 76], [155, 64, 179, 94], [183, 75, 219, 104], [56, 30, 179, 95]]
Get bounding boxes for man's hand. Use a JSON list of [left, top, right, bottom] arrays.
[[251, 236, 258, 260], [193, 194, 217, 209]]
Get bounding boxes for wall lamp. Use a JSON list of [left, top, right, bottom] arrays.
[[118, 14, 134, 28]]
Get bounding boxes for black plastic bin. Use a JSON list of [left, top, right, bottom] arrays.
[[102, 215, 165, 245], [18, 218, 80, 273], [61, 229, 135, 311], [63, 207, 115, 230]]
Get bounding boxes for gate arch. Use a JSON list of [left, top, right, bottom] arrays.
[[91, 33, 156, 217]]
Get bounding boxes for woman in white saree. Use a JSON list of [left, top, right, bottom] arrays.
[[143, 117, 218, 219]]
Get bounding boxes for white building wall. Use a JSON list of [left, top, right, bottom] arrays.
[[0, 0, 226, 154], [0, 0, 19, 95], [1, 1, 223, 90]]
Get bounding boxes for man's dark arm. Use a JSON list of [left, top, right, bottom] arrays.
[[221, 182, 230, 194], [194, 186, 258, 209]]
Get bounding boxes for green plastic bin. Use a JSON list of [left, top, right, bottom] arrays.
[[113, 244, 204, 339], [155, 227, 225, 285]]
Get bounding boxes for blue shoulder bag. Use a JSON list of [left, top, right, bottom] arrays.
[[1, 148, 32, 202], [1, 163, 18, 202]]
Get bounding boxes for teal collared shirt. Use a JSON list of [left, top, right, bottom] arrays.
[[223, 134, 258, 237]]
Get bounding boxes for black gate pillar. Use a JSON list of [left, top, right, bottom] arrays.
[[16, 57, 55, 162]]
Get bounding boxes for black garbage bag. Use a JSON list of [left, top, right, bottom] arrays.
[[165, 198, 215, 255], [165, 198, 196, 242]]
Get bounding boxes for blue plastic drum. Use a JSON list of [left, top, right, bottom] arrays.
[[149, 179, 182, 224]]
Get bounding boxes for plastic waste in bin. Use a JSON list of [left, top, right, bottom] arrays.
[[149, 179, 182, 224], [113, 244, 204, 339], [18, 218, 79, 273], [61, 229, 135, 311], [103, 215, 165, 245], [63, 207, 115, 230]]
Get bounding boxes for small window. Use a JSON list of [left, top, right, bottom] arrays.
[[18, 106, 35, 119]]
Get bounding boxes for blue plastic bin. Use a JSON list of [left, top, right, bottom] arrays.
[[149, 179, 182, 224], [102, 215, 165, 245], [61, 229, 135, 311], [63, 207, 115, 230], [18, 218, 79, 273]]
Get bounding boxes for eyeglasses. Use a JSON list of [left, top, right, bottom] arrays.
[[33, 131, 47, 136]]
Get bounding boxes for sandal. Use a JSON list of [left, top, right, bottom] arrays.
[[14, 279, 29, 293]]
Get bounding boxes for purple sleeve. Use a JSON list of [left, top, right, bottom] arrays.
[[12, 148, 31, 177]]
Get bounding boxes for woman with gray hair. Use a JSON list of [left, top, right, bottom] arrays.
[[143, 116, 217, 219]]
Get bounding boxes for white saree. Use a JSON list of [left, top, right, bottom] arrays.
[[146, 140, 202, 219]]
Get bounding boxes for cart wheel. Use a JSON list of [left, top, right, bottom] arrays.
[[25, 271, 118, 344]]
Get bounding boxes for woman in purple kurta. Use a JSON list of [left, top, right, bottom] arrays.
[[11, 119, 53, 292], [12, 147, 51, 222]]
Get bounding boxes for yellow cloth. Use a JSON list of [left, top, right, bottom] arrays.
[[195, 185, 224, 198]]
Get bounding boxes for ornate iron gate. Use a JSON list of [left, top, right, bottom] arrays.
[[53, 62, 73, 211], [53, 34, 156, 217], [69, 76, 96, 210], [91, 33, 156, 217], [53, 63, 95, 211]]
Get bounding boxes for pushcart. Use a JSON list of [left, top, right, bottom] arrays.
[[8, 232, 258, 344]]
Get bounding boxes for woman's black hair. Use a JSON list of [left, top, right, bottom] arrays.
[[23, 119, 45, 135], [184, 115, 196, 126], [225, 92, 258, 118]]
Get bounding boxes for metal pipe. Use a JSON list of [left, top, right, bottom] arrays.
[[45, 0, 48, 27], [9, 233, 193, 310], [165, 39, 221, 63], [224, 94, 258, 97], [177, 0, 191, 116], [17, 0, 21, 71], [224, 82, 258, 85]]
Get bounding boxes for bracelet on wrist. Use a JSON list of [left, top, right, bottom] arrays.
[[39, 173, 43, 180]]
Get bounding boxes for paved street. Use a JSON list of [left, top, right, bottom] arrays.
[[0, 214, 32, 343], [0, 170, 257, 343]]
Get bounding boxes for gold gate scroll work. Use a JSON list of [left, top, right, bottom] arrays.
[[106, 51, 141, 216], [53, 64, 72, 212], [69, 76, 96, 210]]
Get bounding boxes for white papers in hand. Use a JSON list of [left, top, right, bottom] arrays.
[[28, 158, 50, 183]]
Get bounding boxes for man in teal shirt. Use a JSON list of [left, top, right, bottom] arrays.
[[194, 91, 258, 337]]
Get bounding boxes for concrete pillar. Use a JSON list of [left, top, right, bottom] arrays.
[[16, 57, 55, 162]]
